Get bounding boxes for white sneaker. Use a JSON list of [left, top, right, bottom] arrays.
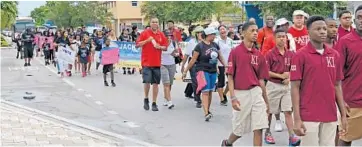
[[167, 101, 174, 109], [274, 120, 283, 132], [163, 100, 168, 106]]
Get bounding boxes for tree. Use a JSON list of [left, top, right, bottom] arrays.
[[213, 1, 242, 22], [30, 1, 113, 28], [253, 1, 347, 20], [1, 1, 18, 29]]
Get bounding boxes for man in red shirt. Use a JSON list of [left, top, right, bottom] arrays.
[[257, 15, 275, 56], [336, 5, 362, 146], [164, 20, 182, 43], [221, 22, 269, 146], [288, 10, 309, 51], [264, 28, 300, 145], [338, 10, 354, 39], [325, 18, 338, 48], [290, 16, 347, 146], [136, 17, 168, 111]]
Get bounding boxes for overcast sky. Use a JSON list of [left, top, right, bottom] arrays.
[[18, 1, 46, 16]]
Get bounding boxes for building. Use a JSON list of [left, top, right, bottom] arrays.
[[103, 1, 144, 37]]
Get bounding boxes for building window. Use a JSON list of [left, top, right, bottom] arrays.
[[131, 1, 137, 7]]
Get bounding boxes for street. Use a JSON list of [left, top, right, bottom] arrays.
[[1, 47, 362, 146]]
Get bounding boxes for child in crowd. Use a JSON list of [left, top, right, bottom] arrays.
[[100, 39, 116, 87], [78, 39, 90, 77], [74, 35, 81, 73], [42, 38, 51, 65]]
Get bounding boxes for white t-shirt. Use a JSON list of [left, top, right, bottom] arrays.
[[185, 38, 198, 56], [161, 42, 176, 65], [214, 36, 233, 66]]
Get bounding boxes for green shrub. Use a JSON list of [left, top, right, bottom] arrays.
[[0, 36, 9, 47]]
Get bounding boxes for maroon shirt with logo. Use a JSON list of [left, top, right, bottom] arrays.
[[337, 26, 354, 40], [290, 42, 343, 122], [335, 30, 362, 108], [227, 42, 269, 90], [266, 47, 294, 84]]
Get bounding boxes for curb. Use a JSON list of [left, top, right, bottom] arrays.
[[0, 100, 159, 147]]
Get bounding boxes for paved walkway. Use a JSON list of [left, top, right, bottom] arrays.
[[1, 101, 123, 146]]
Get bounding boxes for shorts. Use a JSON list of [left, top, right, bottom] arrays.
[[339, 108, 362, 142], [142, 66, 161, 84], [23, 46, 34, 58], [266, 81, 292, 114], [232, 86, 268, 136], [300, 121, 337, 146], [103, 64, 114, 74], [217, 66, 226, 88], [161, 64, 176, 85], [198, 71, 217, 92]]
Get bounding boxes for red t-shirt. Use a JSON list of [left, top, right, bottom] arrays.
[[257, 27, 275, 56], [227, 42, 269, 90], [288, 26, 309, 51], [337, 25, 354, 40], [266, 47, 294, 84], [335, 30, 362, 108], [136, 29, 168, 67], [290, 42, 343, 122]]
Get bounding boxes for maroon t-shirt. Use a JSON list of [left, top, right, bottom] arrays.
[[266, 47, 294, 84], [335, 30, 362, 108], [290, 42, 343, 122], [337, 25, 354, 40], [227, 42, 269, 90]]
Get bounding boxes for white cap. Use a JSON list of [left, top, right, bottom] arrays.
[[204, 27, 218, 35], [293, 10, 309, 18], [275, 18, 289, 26]]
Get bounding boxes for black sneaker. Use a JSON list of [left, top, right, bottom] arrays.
[[196, 102, 202, 108], [104, 81, 109, 86], [221, 99, 228, 106], [152, 103, 159, 111], [24, 63, 28, 67], [143, 99, 150, 110], [111, 81, 116, 87], [205, 113, 212, 121], [221, 139, 233, 147], [27, 63, 31, 66]]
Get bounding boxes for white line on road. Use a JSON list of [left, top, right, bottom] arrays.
[[124, 121, 140, 128], [63, 79, 76, 87], [85, 94, 92, 98], [107, 110, 118, 115], [95, 101, 103, 105], [77, 88, 84, 92]]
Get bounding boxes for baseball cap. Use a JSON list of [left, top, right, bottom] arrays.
[[275, 18, 289, 26], [193, 26, 204, 33], [204, 27, 218, 35], [293, 10, 309, 18]]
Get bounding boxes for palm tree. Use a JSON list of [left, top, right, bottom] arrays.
[[1, 1, 18, 29]]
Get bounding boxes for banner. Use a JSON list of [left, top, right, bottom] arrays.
[[111, 41, 141, 68], [35, 36, 54, 50], [101, 47, 119, 65], [57, 46, 76, 64]]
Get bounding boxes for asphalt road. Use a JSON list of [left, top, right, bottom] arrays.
[[1, 48, 362, 146]]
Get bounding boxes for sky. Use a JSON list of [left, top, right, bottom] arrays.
[[18, 1, 46, 16]]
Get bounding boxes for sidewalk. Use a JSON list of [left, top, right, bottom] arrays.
[[1, 101, 123, 146]]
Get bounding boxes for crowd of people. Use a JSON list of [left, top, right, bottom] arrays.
[[11, 6, 362, 146]]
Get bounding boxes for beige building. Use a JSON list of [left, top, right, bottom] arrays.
[[103, 1, 144, 37]]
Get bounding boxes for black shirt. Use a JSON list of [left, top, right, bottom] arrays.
[[94, 36, 105, 51], [21, 32, 35, 48], [193, 41, 220, 73]]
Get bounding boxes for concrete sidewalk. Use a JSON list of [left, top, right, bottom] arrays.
[[1, 101, 123, 146]]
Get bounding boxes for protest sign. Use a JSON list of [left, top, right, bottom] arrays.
[[57, 46, 76, 64], [100, 47, 119, 65], [36, 36, 54, 50]]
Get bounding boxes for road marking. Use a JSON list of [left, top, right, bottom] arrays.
[[77, 88, 84, 92], [124, 121, 140, 128], [8, 66, 40, 71], [85, 94, 92, 98], [95, 101, 103, 105], [107, 110, 118, 115]]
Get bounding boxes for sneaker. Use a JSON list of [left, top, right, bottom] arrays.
[[163, 100, 168, 106], [143, 99, 150, 110], [264, 133, 276, 144], [24, 63, 28, 67], [205, 113, 212, 121], [104, 81, 109, 86], [68, 71, 72, 77], [151, 103, 159, 111], [167, 102, 174, 109], [289, 134, 301, 146], [27, 63, 31, 66], [82, 72, 86, 77], [220, 99, 228, 106], [196, 102, 202, 108], [221, 139, 232, 147], [274, 120, 283, 132], [111, 81, 116, 87]]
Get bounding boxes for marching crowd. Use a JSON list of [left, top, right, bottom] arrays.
[[11, 6, 362, 146]]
